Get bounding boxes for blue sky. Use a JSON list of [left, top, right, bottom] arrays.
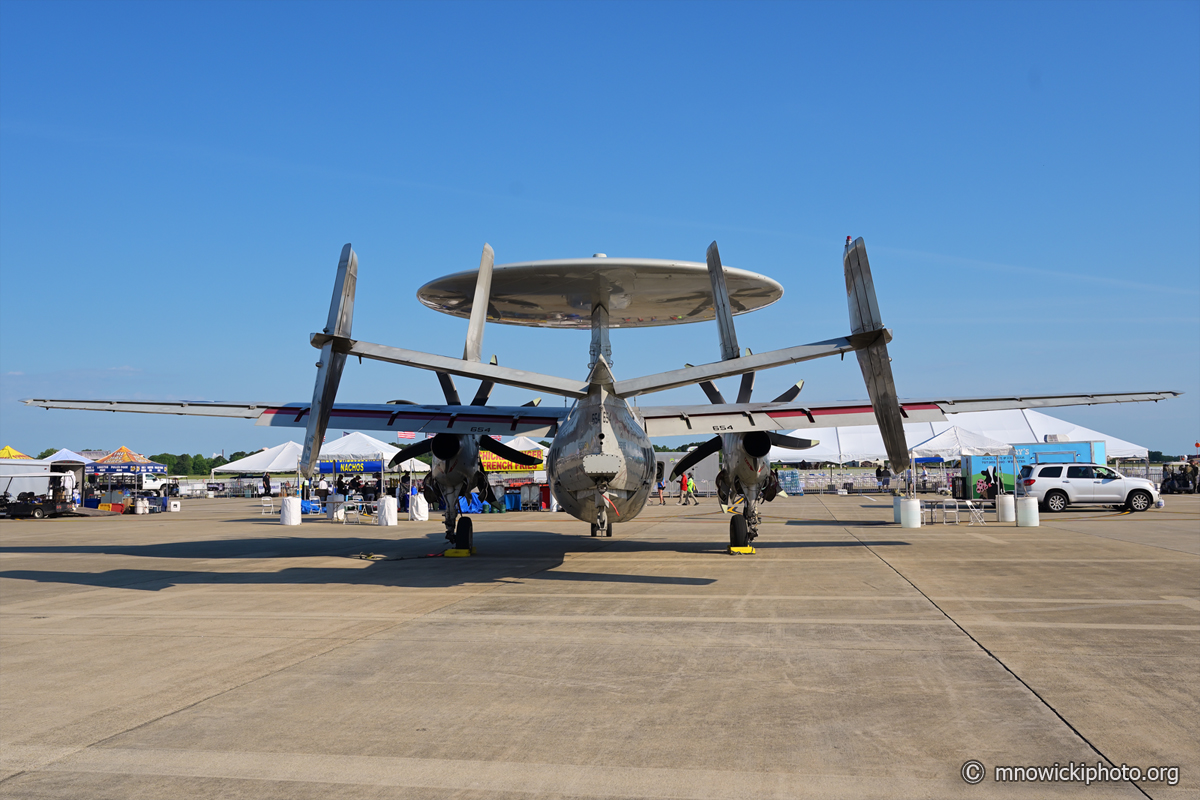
[[2, 0, 1197, 457]]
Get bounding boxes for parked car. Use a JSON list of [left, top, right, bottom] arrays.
[[1018, 462, 1159, 512]]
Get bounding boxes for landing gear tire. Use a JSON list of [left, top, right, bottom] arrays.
[[604, 521, 612, 537], [454, 516, 473, 550], [729, 515, 749, 549], [1044, 491, 1068, 513], [590, 523, 599, 537], [1126, 491, 1152, 513]]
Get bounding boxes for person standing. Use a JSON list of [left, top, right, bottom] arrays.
[[684, 473, 699, 505], [262, 472, 271, 498], [677, 472, 688, 505], [656, 478, 665, 505], [875, 465, 883, 492], [317, 476, 329, 503], [881, 465, 891, 492]]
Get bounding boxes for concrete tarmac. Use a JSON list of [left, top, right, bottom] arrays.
[[1, 494, 1197, 799]]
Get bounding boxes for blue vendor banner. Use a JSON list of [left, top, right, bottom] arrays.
[[318, 460, 384, 474]]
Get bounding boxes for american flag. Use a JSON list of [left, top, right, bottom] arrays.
[[397, 431, 417, 440]]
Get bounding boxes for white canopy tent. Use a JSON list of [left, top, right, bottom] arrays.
[[214, 441, 305, 473], [319, 431, 429, 472], [768, 408, 1148, 463], [909, 427, 1014, 460], [503, 435, 549, 452]]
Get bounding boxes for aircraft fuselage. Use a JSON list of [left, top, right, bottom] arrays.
[[547, 385, 655, 525]]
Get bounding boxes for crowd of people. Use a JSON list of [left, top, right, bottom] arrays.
[[1161, 460, 1199, 494]]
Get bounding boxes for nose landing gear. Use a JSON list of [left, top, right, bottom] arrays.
[[590, 484, 613, 537]]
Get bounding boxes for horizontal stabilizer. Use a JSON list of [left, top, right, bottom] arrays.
[[311, 336, 589, 399], [614, 335, 870, 398]]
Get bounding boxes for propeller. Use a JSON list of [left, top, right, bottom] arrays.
[[767, 432, 818, 450], [478, 436, 543, 467], [388, 437, 433, 468], [771, 380, 804, 404], [470, 356, 498, 406], [669, 436, 722, 481], [302, 244, 357, 475]]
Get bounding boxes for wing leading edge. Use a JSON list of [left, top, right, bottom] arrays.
[[21, 399, 568, 438]]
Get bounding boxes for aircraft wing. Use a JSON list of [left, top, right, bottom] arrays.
[[635, 391, 1181, 437], [21, 399, 569, 438]]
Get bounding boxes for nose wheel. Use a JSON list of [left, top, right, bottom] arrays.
[[729, 513, 755, 554]]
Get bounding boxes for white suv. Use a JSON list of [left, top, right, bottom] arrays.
[[1018, 462, 1159, 513]]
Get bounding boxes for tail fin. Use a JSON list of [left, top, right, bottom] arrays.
[[302, 243, 357, 475], [844, 237, 908, 471]]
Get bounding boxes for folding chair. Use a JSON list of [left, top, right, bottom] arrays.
[[941, 500, 959, 525], [965, 500, 986, 526], [260, 495, 274, 515]]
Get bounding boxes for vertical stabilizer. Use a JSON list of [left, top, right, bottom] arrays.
[[844, 237, 908, 471], [302, 243, 357, 475]]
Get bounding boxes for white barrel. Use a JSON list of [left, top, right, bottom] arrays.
[[1016, 497, 1040, 527], [134, 498, 148, 515], [168, 499, 181, 512], [900, 498, 922, 528], [280, 497, 302, 525], [997, 494, 1016, 523], [376, 496, 398, 526], [893, 496, 903, 523]]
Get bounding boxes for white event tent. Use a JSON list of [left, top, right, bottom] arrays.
[[215, 441, 305, 473], [319, 432, 430, 473], [503, 435, 549, 453], [767, 408, 1148, 464], [909, 427, 1014, 460]]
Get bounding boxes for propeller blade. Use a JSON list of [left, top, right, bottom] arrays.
[[736, 348, 755, 403], [478, 436, 543, 467], [470, 356, 498, 406], [669, 436, 721, 481], [772, 380, 804, 403], [705, 241, 741, 362], [437, 372, 462, 405], [463, 244, 494, 363], [767, 432, 819, 450], [699, 380, 727, 404], [302, 244, 357, 475], [388, 438, 433, 468], [845, 237, 908, 470]]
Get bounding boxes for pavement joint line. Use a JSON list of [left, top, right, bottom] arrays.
[[1160, 595, 1200, 611], [818, 494, 1155, 800]]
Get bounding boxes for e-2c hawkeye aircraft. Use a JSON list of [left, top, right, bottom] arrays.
[[25, 238, 1180, 552]]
